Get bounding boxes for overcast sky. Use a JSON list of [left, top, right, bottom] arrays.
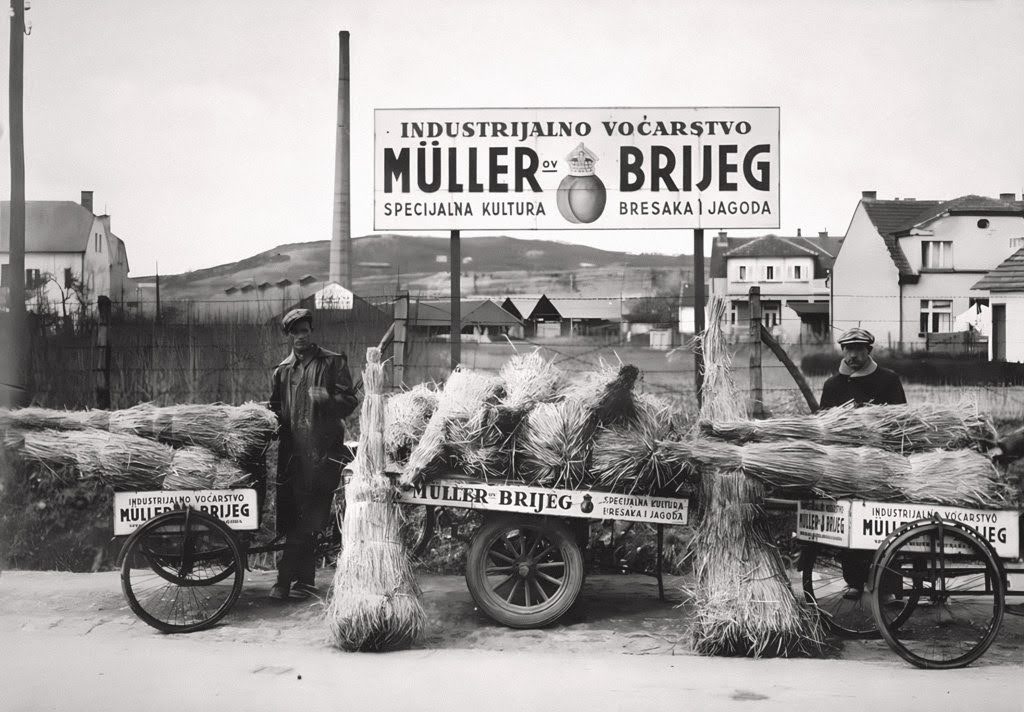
[[1, 0, 1022, 275]]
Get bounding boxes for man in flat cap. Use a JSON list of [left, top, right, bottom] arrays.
[[819, 327, 906, 600], [820, 327, 906, 410], [268, 308, 358, 601]]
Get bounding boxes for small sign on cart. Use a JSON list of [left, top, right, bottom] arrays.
[[113, 489, 259, 536]]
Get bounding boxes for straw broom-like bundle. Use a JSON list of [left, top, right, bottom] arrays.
[[700, 401, 997, 454], [400, 369, 504, 487], [0, 407, 110, 431], [447, 404, 510, 480], [327, 347, 425, 652], [384, 384, 438, 466], [518, 399, 594, 489], [497, 349, 563, 420], [686, 468, 824, 657]]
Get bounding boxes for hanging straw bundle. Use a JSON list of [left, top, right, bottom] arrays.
[[682, 297, 822, 657], [686, 468, 824, 657], [327, 347, 425, 652], [400, 369, 504, 487], [162, 447, 251, 490], [384, 384, 438, 466], [700, 401, 997, 454]]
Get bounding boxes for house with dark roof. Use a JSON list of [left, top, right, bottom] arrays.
[[408, 298, 522, 342], [832, 191, 1024, 350], [1, 191, 136, 315], [708, 231, 841, 342], [972, 248, 1024, 362]]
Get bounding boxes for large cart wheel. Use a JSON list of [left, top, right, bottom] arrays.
[[800, 543, 916, 637], [465, 515, 584, 628], [120, 509, 245, 634], [870, 519, 1005, 669]]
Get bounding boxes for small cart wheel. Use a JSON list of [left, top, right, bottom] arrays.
[[465, 515, 584, 628], [120, 508, 245, 633], [871, 520, 1005, 669], [800, 543, 917, 638]]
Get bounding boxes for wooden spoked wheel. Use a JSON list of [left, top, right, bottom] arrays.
[[465, 515, 584, 628]]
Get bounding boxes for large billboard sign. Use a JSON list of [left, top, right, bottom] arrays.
[[374, 107, 779, 231]]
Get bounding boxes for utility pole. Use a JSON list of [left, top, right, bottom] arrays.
[[5, 0, 28, 407]]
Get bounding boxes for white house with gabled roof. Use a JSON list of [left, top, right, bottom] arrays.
[[832, 192, 1024, 351], [0, 191, 135, 316]]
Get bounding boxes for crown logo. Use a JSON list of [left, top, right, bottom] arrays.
[[566, 143, 598, 176]]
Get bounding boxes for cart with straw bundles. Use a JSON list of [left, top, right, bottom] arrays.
[[377, 353, 694, 629], [689, 401, 1024, 670]]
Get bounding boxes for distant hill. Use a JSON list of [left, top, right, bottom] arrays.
[[135, 234, 705, 301]]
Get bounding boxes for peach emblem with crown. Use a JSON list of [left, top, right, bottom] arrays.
[[556, 143, 607, 224]]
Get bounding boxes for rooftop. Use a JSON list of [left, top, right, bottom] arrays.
[[972, 248, 1024, 293]]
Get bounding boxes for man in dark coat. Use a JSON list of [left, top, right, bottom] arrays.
[[268, 308, 358, 600], [819, 327, 906, 600]]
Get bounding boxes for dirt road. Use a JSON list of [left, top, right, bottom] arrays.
[[2, 570, 1021, 711]]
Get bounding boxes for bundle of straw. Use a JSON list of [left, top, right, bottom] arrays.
[[592, 395, 690, 494], [518, 400, 594, 489], [664, 438, 1011, 508], [327, 347, 425, 652], [109, 402, 277, 463], [686, 468, 824, 657], [700, 401, 997, 454], [384, 384, 438, 466], [683, 297, 822, 658], [12, 428, 174, 491], [448, 404, 510, 480], [162, 447, 251, 490], [0, 407, 110, 431], [498, 349, 562, 416], [400, 369, 504, 487]]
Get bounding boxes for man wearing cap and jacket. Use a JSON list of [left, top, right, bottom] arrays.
[[818, 327, 906, 600], [268, 308, 358, 601]]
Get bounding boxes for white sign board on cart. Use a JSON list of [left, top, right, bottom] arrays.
[[113, 489, 259, 536], [398, 478, 689, 526], [374, 107, 780, 231], [796, 499, 1019, 559]]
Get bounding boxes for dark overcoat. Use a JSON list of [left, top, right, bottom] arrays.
[[269, 346, 358, 534]]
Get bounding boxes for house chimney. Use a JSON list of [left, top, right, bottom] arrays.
[[717, 231, 727, 238], [999, 192, 1016, 201], [81, 190, 94, 213], [861, 191, 877, 200], [796, 228, 802, 237], [329, 31, 352, 287], [818, 230, 828, 237]]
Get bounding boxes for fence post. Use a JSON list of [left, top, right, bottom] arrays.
[[95, 296, 112, 409], [393, 290, 409, 390], [748, 286, 764, 418]]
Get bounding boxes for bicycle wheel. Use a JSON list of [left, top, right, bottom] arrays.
[[800, 543, 916, 637], [465, 515, 584, 628], [120, 509, 245, 634], [871, 521, 1005, 669]]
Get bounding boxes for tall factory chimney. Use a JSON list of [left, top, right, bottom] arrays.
[[329, 31, 352, 287]]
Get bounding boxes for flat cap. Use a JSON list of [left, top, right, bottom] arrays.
[[837, 327, 874, 346], [281, 308, 313, 333]]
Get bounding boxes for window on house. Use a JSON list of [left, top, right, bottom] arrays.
[[764, 265, 776, 281], [919, 299, 953, 334], [729, 302, 739, 325], [977, 219, 990, 229], [921, 241, 952, 269], [790, 264, 803, 280], [738, 265, 747, 281], [25, 268, 41, 289], [1010, 237, 1024, 250], [762, 304, 781, 328], [64, 268, 74, 290], [0, 263, 9, 287]]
